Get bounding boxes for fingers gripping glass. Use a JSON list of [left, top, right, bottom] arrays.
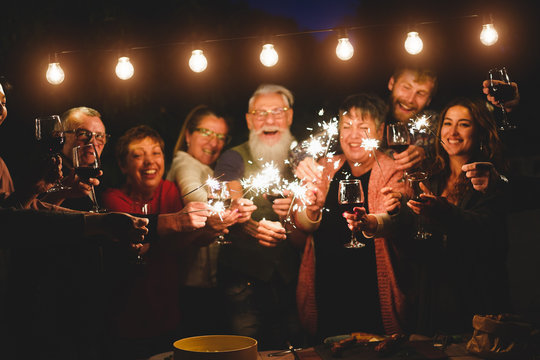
[[488, 67, 516, 131], [73, 143, 106, 213], [35, 115, 71, 193], [194, 127, 230, 144], [338, 179, 366, 249], [406, 171, 432, 240]]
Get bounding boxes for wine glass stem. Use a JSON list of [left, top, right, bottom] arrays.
[[90, 185, 100, 212]]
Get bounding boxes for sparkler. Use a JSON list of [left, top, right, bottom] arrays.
[[182, 174, 224, 198], [408, 112, 445, 146], [240, 161, 283, 198], [361, 132, 383, 174]]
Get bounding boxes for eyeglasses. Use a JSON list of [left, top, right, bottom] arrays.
[[65, 128, 110, 145], [194, 127, 230, 144], [249, 107, 289, 120]]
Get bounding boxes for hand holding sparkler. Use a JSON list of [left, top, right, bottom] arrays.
[[254, 219, 287, 248], [175, 202, 211, 231], [230, 198, 257, 223]]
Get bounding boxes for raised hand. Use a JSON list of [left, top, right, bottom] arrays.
[[342, 207, 377, 234], [381, 186, 402, 214], [178, 202, 211, 231], [482, 80, 519, 113], [462, 162, 499, 193], [295, 157, 323, 183]]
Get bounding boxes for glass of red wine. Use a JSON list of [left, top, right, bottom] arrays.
[[266, 187, 295, 233], [73, 143, 105, 213], [338, 179, 366, 249], [488, 67, 517, 131], [405, 171, 432, 240], [35, 115, 71, 193], [386, 122, 411, 181], [207, 180, 232, 245]]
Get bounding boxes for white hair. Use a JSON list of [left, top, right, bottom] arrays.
[[248, 84, 294, 110]]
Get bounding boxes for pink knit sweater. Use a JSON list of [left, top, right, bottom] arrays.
[[296, 151, 412, 335]]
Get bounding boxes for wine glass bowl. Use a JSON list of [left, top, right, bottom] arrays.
[[487, 67, 516, 130], [386, 122, 412, 181], [338, 179, 366, 249], [73, 143, 106, 213], [35, 115, 71, 193], [405, 171, 432, 240]]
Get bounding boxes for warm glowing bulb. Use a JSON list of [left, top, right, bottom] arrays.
[[260, 43, 278, 67], [189, 49, 208, 73], [404, 31, 423, 55], [115, 57, 134, 80], [336, 37, 354, 61], [480, 23, 498, 46], [46, 62, 65, 85]]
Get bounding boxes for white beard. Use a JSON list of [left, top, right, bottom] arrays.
[[248, 128, 294, 171]]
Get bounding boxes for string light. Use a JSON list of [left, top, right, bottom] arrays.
[[46, 54, 65, 85], [335, 29, 354, 61], [115, 56, 134, 80], [40, 14, 497, 83], [260, 43, 278, 67], [189, 49, 208, 73], [480, 23, 498, 46], [404, 31, 423, 55]]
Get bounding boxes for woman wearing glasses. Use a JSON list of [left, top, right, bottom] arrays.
[[166, 105, 255, 337]]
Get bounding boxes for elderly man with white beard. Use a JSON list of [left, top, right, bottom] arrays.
[[213, 84, 304, 350]]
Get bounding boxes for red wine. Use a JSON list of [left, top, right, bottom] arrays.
[[389, 144, 409, 153], [75, 166, 101, 181], [488, 83, 515, 103], [339, 202, 364, 213], [406, 172, 428, 202], [39, 135, 65, 154]]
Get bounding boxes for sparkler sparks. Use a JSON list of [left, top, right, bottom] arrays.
[[240, 161, 283, 198]]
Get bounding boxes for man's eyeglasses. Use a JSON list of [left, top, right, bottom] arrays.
[[194, 127, 230, 144], [65, 128, 110, 145], [249, 107, 289, 120]]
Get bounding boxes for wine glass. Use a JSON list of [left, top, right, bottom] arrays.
[[207, 180, 232, 245], [35, 115, 71, 193], [405, 171, 432, 240], [267, 186, 295, 234], [488, 67, 517, 131], [73, 143, 106, 213], [338, 179, 366, 249], [386, 122, 412, 181]]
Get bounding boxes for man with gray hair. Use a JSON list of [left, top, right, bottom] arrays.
[[214, 83, 303, 350], [42, 106, 109, 210]]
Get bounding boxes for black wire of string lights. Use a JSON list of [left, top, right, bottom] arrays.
[[45, 13, 499, 84]]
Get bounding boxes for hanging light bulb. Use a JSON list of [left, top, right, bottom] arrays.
[[336, 35, 354, 61], [260, 43, 278, 67], [46, 61, 65, 85], [189, 49, 208, 73], [480, 23, 498, 46], [115, 56, 134, 80], [404, 31, 423, 55]]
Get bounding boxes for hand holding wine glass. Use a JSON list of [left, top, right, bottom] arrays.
[[487, 67, 517, 130], [338, 179, 366, 249], [35, 115, 71, 193], [73, 143, 106, 213], [405, 171, 432, 240], [387, 122, 412, 179]]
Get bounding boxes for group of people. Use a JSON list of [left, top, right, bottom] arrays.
[[0, 62, 526, 359]]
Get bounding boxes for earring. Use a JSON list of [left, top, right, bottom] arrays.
[[479, 140, 484, 152]]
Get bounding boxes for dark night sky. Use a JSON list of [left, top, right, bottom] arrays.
[[1, 0, 539, 185]]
